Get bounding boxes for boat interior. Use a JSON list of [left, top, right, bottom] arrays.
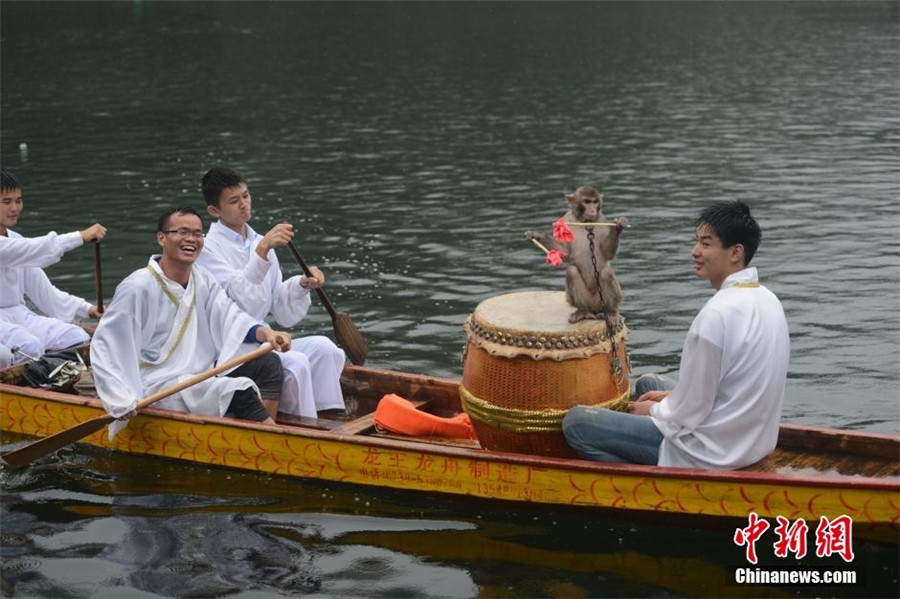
[[0, 344, 483, 451]]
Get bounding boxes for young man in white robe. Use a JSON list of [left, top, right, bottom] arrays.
[[91, 206, 292, 431], [196, 166, 346, 419], [0, 169, 106, 364], [563, 201, 790, 470]]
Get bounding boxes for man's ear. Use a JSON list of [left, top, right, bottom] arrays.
[[730, 243, 745, 265], [156, 232, 166, 248], [206, 204, 220, 219]]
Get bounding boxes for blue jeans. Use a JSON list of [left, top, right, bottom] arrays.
[[562, 373, 675, 464]]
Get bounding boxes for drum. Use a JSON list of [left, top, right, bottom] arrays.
[[460, 291, 630, 457]]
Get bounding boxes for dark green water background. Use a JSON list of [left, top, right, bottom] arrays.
[[1, 2, 898, 597]]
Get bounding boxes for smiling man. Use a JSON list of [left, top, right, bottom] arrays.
[[0, 169, 106, 366], [563, 201, 790, 470], [196, 166, 345, 419], [90, 206, 292, 430]]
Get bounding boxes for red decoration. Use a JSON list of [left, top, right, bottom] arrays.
[[552, 218, 575, 242], [546, 249, 567, 266]]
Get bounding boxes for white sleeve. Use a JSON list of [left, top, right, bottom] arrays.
[[650, 316, 724, 436], [90, 281, 147, 418], [22, 267, 92, 321], [197, 244, 273, 321], [270, 274, 312, 328], [0, 231, 83, 268]]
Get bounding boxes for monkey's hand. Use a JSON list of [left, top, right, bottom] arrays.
[[614, 217, 629, 232], [525, 231, 542, 242]]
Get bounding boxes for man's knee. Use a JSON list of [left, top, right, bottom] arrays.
[[562, 406, 602, 445], [0, 345, 13, 368], [634, 373, 675, 397], [9, 336, 43, 364], [279, 349, 311, 375], [229, 352, 284, 400]]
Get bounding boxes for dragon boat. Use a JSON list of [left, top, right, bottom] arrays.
[[1, 351, 897, 544]]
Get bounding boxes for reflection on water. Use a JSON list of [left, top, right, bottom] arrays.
[[2, 443, 897, 598], [2, 1, 898, 597]]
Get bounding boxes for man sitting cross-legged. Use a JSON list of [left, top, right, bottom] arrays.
[[196, 165, 346, 419], [0, 169, 106, 364]]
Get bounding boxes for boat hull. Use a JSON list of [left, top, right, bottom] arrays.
[[2, 373, 898, 540]]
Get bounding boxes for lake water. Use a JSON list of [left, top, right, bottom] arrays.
[[1, 2, 898, 597]]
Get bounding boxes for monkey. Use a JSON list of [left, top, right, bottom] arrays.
[[526, 186, 628, 326]]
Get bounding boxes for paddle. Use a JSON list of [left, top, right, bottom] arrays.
[[285, 240, 368, 366], [0, 342, 278, 469], [94, 241, 104, 314]]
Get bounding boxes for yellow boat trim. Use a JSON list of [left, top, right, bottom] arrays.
[[459, 385, 631, 433], [2, 388, 898, 528]]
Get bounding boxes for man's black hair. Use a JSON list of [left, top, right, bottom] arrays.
[[157, 206, 202, 233], [695, 200, 761, 265], [1, 169, 21, 192], [201, 165, 246, 206]]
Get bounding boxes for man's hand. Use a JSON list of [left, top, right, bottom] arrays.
[[88, 305, 104, 319], [80, 223, 107, 242], [256, 223, 294, 260], [635, 389, 669, 403], [255, 326, 292, 352], [300, 266, 325, 289], [627, 400, 656, 416]]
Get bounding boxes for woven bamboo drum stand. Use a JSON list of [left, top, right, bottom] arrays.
[[460, 291, 630, 457]]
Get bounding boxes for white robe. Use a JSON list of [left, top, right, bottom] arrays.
[[90, 257, 264, 437], [0, 229, 91, 358], [650, 267, 791, 469], [197, 221, 346, 417]]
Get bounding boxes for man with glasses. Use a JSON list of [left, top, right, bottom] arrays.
[[0, 169, 107, 365], [196, 165, 346, 419], [91, 206, 291, 431]]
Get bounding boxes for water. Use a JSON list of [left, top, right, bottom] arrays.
[[1, 2, 898, 597]]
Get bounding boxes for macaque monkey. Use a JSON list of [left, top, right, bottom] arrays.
[[526, 186, 628, 325]]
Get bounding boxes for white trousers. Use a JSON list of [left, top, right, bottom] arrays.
[[0, 309, 87, 364], [276, 335, 346, 418], [0, 344, 13, 368]]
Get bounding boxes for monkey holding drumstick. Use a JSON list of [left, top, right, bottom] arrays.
[[526, 186, 628, 326]]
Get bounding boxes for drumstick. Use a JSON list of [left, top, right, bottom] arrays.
[[564, 222, 631, 228]]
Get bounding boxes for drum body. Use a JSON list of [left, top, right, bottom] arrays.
[[460, 291, 630, 457]]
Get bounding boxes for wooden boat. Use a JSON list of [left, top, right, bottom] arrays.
[[1, 357, 898, 543]]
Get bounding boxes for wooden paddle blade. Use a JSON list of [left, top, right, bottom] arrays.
[[334, 311, 368, 366], [0, 414, 114, 469]]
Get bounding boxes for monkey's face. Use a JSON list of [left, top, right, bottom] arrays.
[[572, 193, 602, 222]]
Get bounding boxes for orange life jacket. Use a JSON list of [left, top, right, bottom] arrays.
[[374, 393, 477, 440]]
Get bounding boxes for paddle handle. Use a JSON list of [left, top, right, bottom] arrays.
[[0, 342, 280, 469], [286, 241, 338, 319], [134, 342, 276, 411], [94, 241, 104, 314]]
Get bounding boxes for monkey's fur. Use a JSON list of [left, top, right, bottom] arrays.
[[526, 186, 628, 325]]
